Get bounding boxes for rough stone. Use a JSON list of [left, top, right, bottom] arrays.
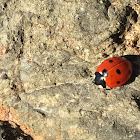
[[0, 0, 140, 140]]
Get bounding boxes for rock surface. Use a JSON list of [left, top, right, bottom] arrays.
[[0, 0, 140, 140]]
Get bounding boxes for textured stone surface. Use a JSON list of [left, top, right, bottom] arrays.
[[0, 0, 140, 140]]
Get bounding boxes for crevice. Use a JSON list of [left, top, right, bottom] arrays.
[[110, 6, 138, 45], [0, 121, 33, 140], [132, 95, 140, 110]]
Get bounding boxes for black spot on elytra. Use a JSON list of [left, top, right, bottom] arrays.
[[116, 69, 121, 74], [109, 60, 113, 63], [117, 81, 120, 84], [102, 69, 107, 73], [102, 69, 108, 77]]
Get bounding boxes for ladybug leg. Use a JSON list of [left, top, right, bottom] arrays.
[[106, 88, 112, 90], [102, 81, 106, 88], [103, 88, 112, 95]]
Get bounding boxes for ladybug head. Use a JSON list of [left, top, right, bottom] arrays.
[[93, 72, 106, 88]]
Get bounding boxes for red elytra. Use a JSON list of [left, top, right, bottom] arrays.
[[94, 57, 132, 88]]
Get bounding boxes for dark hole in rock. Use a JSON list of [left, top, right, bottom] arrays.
[[132, 95, 140, 110], [0, 121, 33, 140]]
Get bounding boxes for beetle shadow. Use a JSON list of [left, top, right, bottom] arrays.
[[122, 55, 140, 85]]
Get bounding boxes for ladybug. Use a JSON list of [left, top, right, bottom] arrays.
[[94, 57, 132, 88]]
